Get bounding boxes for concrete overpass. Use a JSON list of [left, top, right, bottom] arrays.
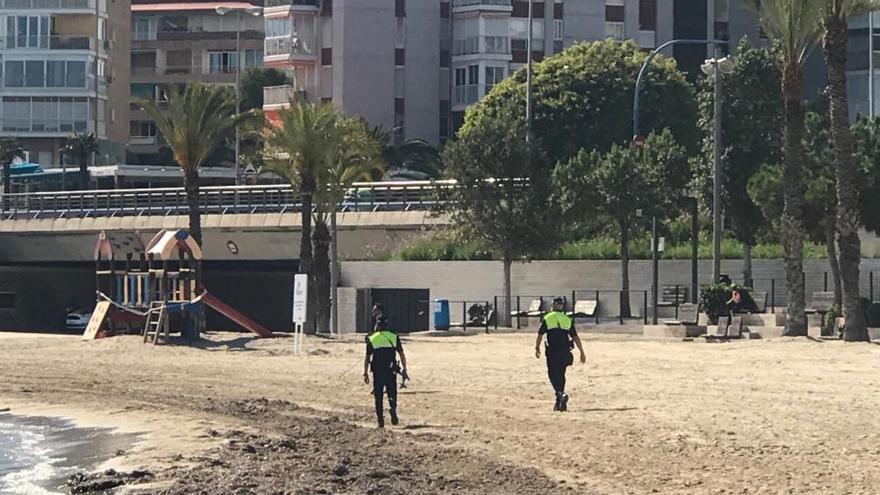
[[0, 183, 449, 262]]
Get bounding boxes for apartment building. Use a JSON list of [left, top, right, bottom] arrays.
[[128, 1, 263, 164], [0, 0, 130, 167]]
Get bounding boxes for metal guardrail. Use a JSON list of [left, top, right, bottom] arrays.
[[1, 182, 447, 219]]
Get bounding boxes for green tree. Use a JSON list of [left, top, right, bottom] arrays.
[[0, 138, 25, 210], [748, 106, 843, 308], [312, 119, 382, 332], [137, 83, 251, 246], [750, 0, 823, 336], [820, 0, 879, 342], [62, 132, 97, 190], [442, 109, 560, 325], [554, 130, 691, 317], [467, 40, 698, 166], [368, 126, 440, 180], [264, 102, 344, 333], [852, 116, 880, 235], [697, 41, 782, 286], [240, 68, 291, 112]]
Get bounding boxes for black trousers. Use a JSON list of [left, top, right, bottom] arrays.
[[546, 350, 571, 395], [372, 370, 397, 419]]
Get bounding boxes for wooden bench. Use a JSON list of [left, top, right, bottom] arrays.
[[704, 315, 744, 341], [662, 303, 699, 326], [657, 285, 688, 307], [567, 299, 598, 318], [806, 291, 835, 314], [750, 291, 768, 313]]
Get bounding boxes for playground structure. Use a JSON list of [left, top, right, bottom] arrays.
[[83, 229, 273, 342]]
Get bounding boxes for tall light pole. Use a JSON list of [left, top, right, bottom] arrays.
[[525, 0, 533, 138], [215, 5, 262, 185], [633, 38, 728, 287], [701, 52, 734, 284], [871, 11, 875, 118]]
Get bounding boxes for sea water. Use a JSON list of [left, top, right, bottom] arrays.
[[0, 413, 131, 495]]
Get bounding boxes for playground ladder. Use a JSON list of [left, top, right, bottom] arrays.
[[143, 302, 168, 345]]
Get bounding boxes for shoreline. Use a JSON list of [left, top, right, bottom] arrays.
[[0, 397, 228, 493]]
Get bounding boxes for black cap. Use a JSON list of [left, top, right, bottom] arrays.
[[372, 303, 384, 312], [553, 297, 565, 305]]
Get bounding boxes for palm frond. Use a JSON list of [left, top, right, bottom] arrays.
[[748, 0, 824, 64]]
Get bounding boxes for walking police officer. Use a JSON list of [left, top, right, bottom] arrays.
[[364, 317, 407, 428], [535, 297, 586, 411]]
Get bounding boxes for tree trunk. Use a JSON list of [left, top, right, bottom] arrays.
[[743, 241, 753, 288], [619, 217, 631, 318], [824, 15, 868, 342], [183, 167, 202, 340], [502, 252, 512, 327], [825, 215, 843, 308], [313, 219, 331, 334], [2, 162, 10, 212], [79, 154, 89, 191], [780, 62, 807, 337], [299, 178, 316, 334], [183, 168, 202, 247]]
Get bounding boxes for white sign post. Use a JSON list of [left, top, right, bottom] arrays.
[[292, 273, 308, 355]]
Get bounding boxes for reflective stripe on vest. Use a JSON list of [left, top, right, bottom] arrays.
[[543, 311, 572, 330], [369, 330, 398, 349]]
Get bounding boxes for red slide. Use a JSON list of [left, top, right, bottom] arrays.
[[201, 291, 274, 338]]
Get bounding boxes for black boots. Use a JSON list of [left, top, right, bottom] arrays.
[[554, 392, 569, 412], [390, 409, 399, 426]]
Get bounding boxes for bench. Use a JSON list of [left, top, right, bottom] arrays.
[[704, 315, 744, 341], [451, 303, 492, 331], [657, 285, 688, 307], [806, 291, 835, 314], [662, 303, 699, 326], [750, 291, 768, 313], [511, 299, 543, 318], [567, 299, 598, 318]]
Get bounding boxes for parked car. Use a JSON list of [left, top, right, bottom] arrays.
[[65, 310, 92, 330]]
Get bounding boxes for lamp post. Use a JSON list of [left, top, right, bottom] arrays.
[[701, 52, 734, 284], [526, 0, 533, 138], [215, 5, 262, 185]]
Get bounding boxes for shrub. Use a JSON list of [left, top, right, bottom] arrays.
[[699, 283, 754, 324]]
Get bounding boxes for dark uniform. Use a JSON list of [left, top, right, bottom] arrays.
[[538, 311, 577, 410], [366, 329, 403, 427]]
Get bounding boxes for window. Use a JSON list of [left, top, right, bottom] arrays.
[[441, 1, 450, 19], [395, 18, 406, 47], [468, 64, 478, 84], [133, 16, 155, 41], [605, 5, 624, 22], [4, 61, 24, 88], [244, 49, 262, 68], [512, 1, 544, 18], [321, 47, 332, 66], [485, 66, 505, 93], [265, 18, 292, 38], [158, 15, 188, 33], [395, 48, 405, 66], [395, 0, 405, 17], [553, 40, 564, 53], [554, 19, 563, 40], [130, 120, 157, 137], [484, 36, 509, 54], [8, 15, 49, 49], [208, 51, 238, 74], [130, 83, 157, 100], [395, 97, 405, 114], [46, 61, 65, 87], [554, 2, 563, 19], [24, 60, 43, 87], [66, 61, 85, 88], [453, 36, 479, 55], [639, 0, 656, 31]]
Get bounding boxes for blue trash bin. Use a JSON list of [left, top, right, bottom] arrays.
[[433, 299, 450, 330]]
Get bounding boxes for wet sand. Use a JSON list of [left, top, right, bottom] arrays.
[[0, 331, 879, 494]]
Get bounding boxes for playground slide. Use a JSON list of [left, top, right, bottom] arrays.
[[82, 301, 111, 341], [201, 291, 274, 338]]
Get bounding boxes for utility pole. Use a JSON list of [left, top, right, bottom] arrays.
[[712, 48, 723, 284], [525, 0, 533, 139], [871, 12, 875, 118]]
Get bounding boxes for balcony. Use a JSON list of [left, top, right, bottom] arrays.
[[1, 35, 95, 51], [452, 0, 512, 13], [265, 0, 318, 8], [263, 84, 307, 107], [453, 84, 479, 106], [0, 0, 100, 10], [1, 118, 94, 136], [605, 22, 625, 41]]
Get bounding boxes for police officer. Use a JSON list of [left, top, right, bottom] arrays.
[[534, 297, 586, 411], [371, 303, 386, 331], [364, 317, 407, 428]]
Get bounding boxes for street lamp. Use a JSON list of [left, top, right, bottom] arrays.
[[701, 53, 734, 285], [525, 0, 534, 138], [215, 5, 263, 185]]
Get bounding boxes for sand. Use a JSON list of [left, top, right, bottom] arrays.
[[0, 330, 879, 494]]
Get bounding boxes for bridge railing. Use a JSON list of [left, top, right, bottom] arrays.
[[1, 181, 450, 219]]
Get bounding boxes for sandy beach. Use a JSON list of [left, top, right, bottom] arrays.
[[1, 330, 879, 494]]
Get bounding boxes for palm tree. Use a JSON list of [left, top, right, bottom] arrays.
[[62, 132, 98, 190], [368, 126, 440, 180], [0, 138, 25, 212], [137, 83, 251, 246], [312, 119, 382, 332], [750, 0, 823, 336], [264, 102, 342, 333], [820, 0, 880, 341]]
